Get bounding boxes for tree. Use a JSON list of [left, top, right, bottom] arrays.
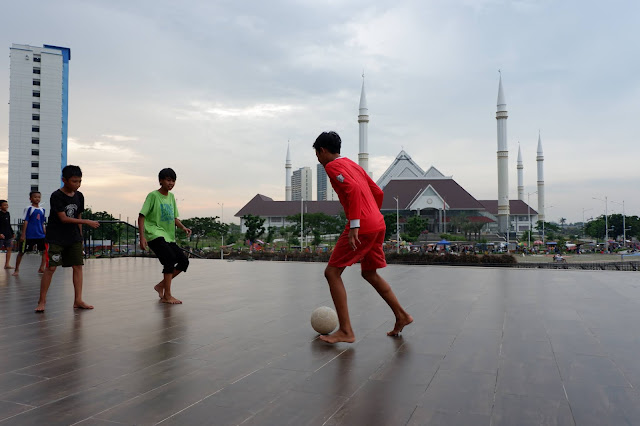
[[403, 216, 429, 241], [383, 213, 398, 240], [286, 212, 343, 246], [584, 216, 607, 240], [242, 214, 266, 244], [179, 217, 227, 249], [449, 214, 470, 235], [226, 223, 242, 245]]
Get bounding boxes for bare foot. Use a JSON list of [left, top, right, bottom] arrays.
[[73, 301, 94, 310], [154, 283, 164, 299], [4, 266, 14, 269], [319, 329, 356, 344], [12, 271, 19, 276], [37, 269, 44, 274], [161, 296, 182, 304], [387, 314, 414, 336], [35, 302, 45, 313]]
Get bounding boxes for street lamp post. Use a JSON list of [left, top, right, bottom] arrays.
[[393, 196, 400, 254], [593, 196, 609, 252], [217, 202, 224, 260], [301, 198, 304, 250], [527, 191, 537, 249]]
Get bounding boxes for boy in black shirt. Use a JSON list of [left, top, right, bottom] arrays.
[[0, 200, 14, 269], [35, 166, 100, 313]]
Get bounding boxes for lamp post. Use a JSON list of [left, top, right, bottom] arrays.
[[582, 208, 593, 238], [527, 191, 537, 249], [301, 197, 304, 250], [393, 196, 400, 254], [217, 202, 224, 260], [611, 200, 626, 247], [593, 196, 609, 252]]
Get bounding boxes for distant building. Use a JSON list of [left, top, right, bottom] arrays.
[[317, 164, 338, 201], [235, 194, 342, 233], [8, 43, 70, 219], [292, 167, 312, 201]]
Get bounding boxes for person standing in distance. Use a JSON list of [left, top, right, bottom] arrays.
[[313, 131, 413, 343]]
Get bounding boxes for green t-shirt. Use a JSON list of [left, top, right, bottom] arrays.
[[140, 190, 179, 242]]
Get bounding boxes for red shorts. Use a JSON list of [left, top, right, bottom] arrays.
[[328, 229, 387, 270]]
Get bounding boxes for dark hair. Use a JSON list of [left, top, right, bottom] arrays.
[[0, 200, 7, 205], [62, 165, 82, 179], [159, 168, 177, 180], [313, 131, 341, 154], [29, 191, 41, 197]]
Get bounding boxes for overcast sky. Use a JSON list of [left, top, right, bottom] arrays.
[[1, 0, 638, 224]]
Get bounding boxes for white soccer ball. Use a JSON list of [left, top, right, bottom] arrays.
[[311, 306, 338, 335]]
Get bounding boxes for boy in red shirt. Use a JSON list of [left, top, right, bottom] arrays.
[[314, 131, 412, 343]]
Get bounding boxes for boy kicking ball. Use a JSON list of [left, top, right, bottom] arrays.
[[313, 131, 412, 343]]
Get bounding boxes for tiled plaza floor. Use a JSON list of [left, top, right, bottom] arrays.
[[1, 256, 639, 425]]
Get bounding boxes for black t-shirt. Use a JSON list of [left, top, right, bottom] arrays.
[[45, 189, 84, 245], [0, 211, 13, 238]]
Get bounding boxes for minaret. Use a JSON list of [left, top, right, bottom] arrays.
[[285, 141, 292, 201], [536, 132, 545, 222], [517, 143, 524, 201], [496, 72, 510, 233], [358, 74, 369, 174]]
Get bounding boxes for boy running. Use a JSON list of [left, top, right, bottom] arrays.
[[138, 168, 191, 304], [35, 165, 100, 313], [13, 191, 47, 275], [313, 131, 413, 344], [0, 200, 14, 269]]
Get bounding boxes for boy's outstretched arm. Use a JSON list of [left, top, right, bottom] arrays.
[[138, 214, 147, 250], [56, 212, 100, 229], [365, 173, 384, 209], [175, 218, 192, 238]]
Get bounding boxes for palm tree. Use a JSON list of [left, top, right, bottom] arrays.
[[559, 217, 567, 233]]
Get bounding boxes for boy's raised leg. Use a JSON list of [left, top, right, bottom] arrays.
[[160, 269, 182, 304], [319, 266, 355, 344], [38, 253, 46, 273], [362, 269, 413, 336], [12, 253, 23, 276], [72, 265, 93, 309], [154, 269, 181, 300], [35, 266, 56, 312]]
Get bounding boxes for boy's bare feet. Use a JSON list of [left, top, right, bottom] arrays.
[[37, 269, 44, 274], [387, 314, 414, 336], [319, 329, 356, 344], [12, 271, 19, 276], [161, 296, 182, 304], [4, 265, 14, 269], [73, 301, 94, 310], [154, 283, 164, 299], [35, 302, 45, 313]]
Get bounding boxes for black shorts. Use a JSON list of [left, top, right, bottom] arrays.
[[19, 238, 46, 254], [147, 237, 189, 274]]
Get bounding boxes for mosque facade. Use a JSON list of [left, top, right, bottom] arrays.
[[236, 75, 543, 237]]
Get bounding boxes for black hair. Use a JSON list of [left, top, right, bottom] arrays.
[[29, 191, 41, 197], [62, 165, 82, 179], [0, 200, 7, 205], [159, 168, 177, 181], [313, 131, 341, 154]]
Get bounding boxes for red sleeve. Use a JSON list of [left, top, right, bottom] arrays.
[[326, 161, 364, 225]]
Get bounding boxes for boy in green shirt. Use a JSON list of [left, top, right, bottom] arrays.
[[139, 168, 192, 304]]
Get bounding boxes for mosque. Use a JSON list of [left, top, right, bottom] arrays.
[[236, 75, 543, 238]]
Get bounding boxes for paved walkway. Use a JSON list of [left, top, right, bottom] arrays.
[[1, 257, 640, 425]]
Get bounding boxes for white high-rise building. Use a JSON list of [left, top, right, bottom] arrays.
[[292, 167, 312, 201], [285, 142, 292, 201], [8, 44, 70, 219], [317, 164, 338, 201]]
